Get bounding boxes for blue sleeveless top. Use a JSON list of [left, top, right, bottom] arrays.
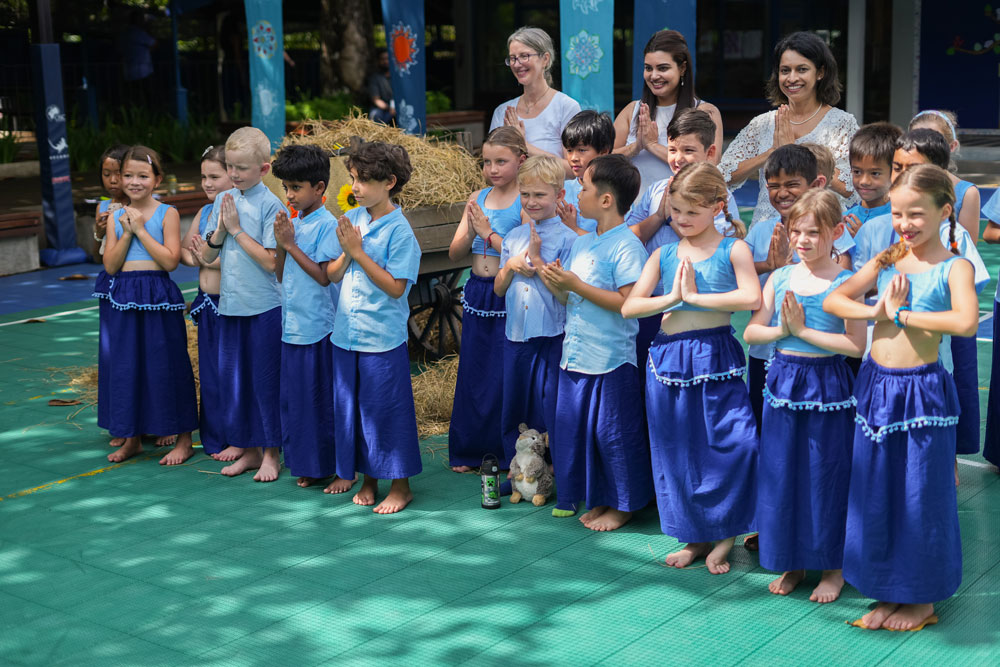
[[197, 204, 213, 236], [769, 265, 853, 355], [98, 199, 111, 214], [471, 187, 522, 257], [660, 237, 738, 312], [876, 255, 967, 313], [953, 179, 974, 219], [113, 203, 171, 263]]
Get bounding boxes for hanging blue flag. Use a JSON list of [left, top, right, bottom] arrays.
[[632, 0, 696, 100], [560, 0, 614, 113], [244, 0, 285, 148], [380, 0, 426, 134]]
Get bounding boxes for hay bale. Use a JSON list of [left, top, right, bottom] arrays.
[[270, 112, 485, 211], [411, 355, 459, 437]]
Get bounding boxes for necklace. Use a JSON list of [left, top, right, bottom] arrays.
[[521, 87, 551, 114], [788, 103, 824, 126]]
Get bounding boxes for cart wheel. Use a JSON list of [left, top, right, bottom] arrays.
[[408, 270, 464, 360]]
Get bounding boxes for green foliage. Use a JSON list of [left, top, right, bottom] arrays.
[[65, 108, 223, 172], [0, 131, 18, 163], [425, 90, 452, 115], [285, 90, 354, 121]]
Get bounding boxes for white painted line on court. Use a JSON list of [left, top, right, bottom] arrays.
[[958, 458, 997, 470], [0, 288, 198, 327]]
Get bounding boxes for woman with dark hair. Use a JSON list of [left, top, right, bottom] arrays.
[[613, 30, 723, 195], [719, 31, 859, 223]]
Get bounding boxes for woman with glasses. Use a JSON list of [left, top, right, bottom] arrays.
[[490, 26, 581, 171]]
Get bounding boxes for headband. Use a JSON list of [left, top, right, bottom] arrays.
[[913, 110, 957, 142]]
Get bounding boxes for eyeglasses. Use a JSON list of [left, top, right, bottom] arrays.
[[505, 53, 539, 67]]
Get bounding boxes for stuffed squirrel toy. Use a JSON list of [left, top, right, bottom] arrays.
[[509, 423, 553, 506]]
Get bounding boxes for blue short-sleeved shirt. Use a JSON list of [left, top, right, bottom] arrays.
[[625, 177, 740, 254], [209, 181, 286, 316], [327, 205, 421, 353], [843, 202, 890, 263], [280, 207, 340, 345], [499, 216, 578, 342], [561, 223, 648, 374], [562, 178, 598, 233]]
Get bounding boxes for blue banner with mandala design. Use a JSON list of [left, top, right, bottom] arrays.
[[632, 0, 696, 99], [380, 0, 426, 134], [244, 0, 285, 148], [560, 0, 613, 113]]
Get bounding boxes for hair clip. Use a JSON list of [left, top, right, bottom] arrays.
[[146, 154, 153, 165], [202, 145, 214, 158]]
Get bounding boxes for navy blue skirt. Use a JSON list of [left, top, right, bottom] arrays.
[[636, 314, 662, 385], [985, 300, 1000, 467], [281, 338, 337, 479], [332, 343, 422, 480], [104, 271, 198, 438], [501, 334, 563, 466], [950, 334, 980, 454], [190, 290, 224, 454], [449, 274, 507, 468], [844, 359, 962, 603], [646, 326, 758, 542], [218, 307, 282, 448], [758, 353, 854, 572], [553, 364, 653, 512]]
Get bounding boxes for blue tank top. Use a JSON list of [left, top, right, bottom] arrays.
[[470, 187, 522, 258], [953, 179, 974, 219], [769, 265, 853, 355], [197, 204, 213, 236], [660, 236, 738, 312], [113, 203, 171, 263], [876, 255, 966, 313]]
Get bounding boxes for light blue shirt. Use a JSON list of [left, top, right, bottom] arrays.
[[209, 181, 286, 316], [561, 223, 648, 374], [843, 202, 890, 263], [280, 207, 340, 345], [744, 214, 855, 359], [562, 178, 598, 233], [625, 177, 740, 254], [327, 205, 421, 353], [500, 216, 577, 342]]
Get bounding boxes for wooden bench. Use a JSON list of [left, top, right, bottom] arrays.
[[0, 210, 42, 275]]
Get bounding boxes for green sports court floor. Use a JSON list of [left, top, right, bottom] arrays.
[[2, 260, 999, 666]]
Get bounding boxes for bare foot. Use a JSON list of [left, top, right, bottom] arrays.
[[353, 476, 378, 506], [252, 448, 281, 482], [159, 433, 194, 466], [451, 465, 473, 473], [579, 506, 608, 527], [955, 459, 960, 487], [810, 569, 845, 603], [706, 537, 736, 574], [587, 508, 632, 532], [108, 436, 142, 463], [155, 434, 177, 447], [297, 477, 319, 488], [884, 603, 935, 631], [221, 448, 262, 477], [768, 569, 806, 596], [665, 542, 711, 568], [860, 602, 900, 630], [108, 437, 125, 447], [374, 478, 413, 514], [324, 475, 357, 494], [211, 446, 244, 462]]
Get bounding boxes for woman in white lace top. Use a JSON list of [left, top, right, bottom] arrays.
[[718, 32, 859, 224]]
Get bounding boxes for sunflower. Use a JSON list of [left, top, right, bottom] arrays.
[[337, 183, 359, 212]]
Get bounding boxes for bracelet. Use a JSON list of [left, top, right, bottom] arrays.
[[232, 230, 244, 241], [92, 230, 104, 242], [893, 305, 911, 328], [205, 231, 223, 249], [484, 232, 496, 256]]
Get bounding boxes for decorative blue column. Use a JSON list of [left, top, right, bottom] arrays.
[[380, 0, 426, 134], [560, 0, 614, 113], [632, 0, 697, 100], [244, 0, 286, 148]]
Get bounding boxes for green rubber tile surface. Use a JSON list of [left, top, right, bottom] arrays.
[[1, 267, 999, 665]]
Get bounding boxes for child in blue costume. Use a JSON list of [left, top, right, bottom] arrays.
[[857, 129, 988, 466], [842, 122, 902, 245], [271, 144, 350, 493], [625, 109, 739, 370], [744, 189, 865, 602], [91, 144, 130, 448], [447, 127, 526, 472], [102, 146, 198, 466], [744, 145, 855, 431], [981, 189, 1000, 467], [179, 146, 229, 457], [541, 154, 653, 529], [556, 110, 615, 235], [622, 162, 759, 572], [495, 156, 577, 471], [200, 127, 287, 482], [326, 141, 422, 514], [825, 164, 976, 631]]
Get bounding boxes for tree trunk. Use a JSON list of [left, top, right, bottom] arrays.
[[319, 0, 374, 96]]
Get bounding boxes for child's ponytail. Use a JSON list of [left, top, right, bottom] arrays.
[[722, 202, 747, 239], [948, 210, 959, 255], [875, 241, 910, 270]]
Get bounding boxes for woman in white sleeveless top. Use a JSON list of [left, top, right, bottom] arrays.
[[490, 26, 581, 174], [719, 31, 859, 224], [613, 30, 723, 196]]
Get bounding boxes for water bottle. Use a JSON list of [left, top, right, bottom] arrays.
[[166, 174, 178, 195], [481, 454, 501, 509]]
